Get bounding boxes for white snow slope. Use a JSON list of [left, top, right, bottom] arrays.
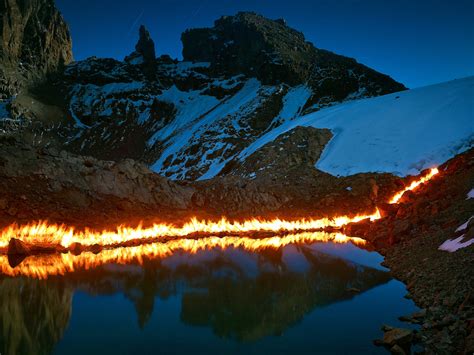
[[239, 76, 474, 177]]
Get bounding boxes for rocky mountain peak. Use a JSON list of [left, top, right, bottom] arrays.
[[182, 11, 311, 85], [182, 11, 405, 95], [0, 0, 73, 97]]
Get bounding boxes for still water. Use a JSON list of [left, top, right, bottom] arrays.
[[0, 239, 418, 354]]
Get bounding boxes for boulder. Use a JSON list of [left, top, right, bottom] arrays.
[[389, 344, 407, 355], [383, 327, 414, 347], [8, 238, 31, 255]]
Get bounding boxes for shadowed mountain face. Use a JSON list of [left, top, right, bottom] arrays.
[[0, 243, 390, 354]]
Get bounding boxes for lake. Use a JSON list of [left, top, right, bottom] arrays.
[[0, 233, 418, 354]]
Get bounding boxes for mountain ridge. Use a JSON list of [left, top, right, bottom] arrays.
[[41, 12, 407, 181]]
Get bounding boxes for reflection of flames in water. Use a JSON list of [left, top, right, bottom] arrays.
[[0, 232, 364, 279], [0, 167, 439, 278]]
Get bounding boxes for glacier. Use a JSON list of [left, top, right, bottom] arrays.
[[239, 76, 474, 177]]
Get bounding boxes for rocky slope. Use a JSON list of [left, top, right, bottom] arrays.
[[345, 148, 474, 354], [0, 135, 194, 230], [0, 132, 400, 227]]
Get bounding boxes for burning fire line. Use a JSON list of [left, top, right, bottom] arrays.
[[0, 167, 439, 278], [389, 168, 439, 204], [0, 232, 364, 279], [0, 212, 381, 250]]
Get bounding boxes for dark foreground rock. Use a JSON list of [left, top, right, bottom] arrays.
[[374, 326, 415, 354]]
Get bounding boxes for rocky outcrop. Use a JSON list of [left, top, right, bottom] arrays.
[[192, 126, 399, 218], [125, 25, 156, 78], [182, 12, 406, 99], [0, 0, 73, 97]]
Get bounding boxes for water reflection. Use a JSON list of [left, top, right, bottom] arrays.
[[0, 241, 394, 354], [0, 278, 72, 355]]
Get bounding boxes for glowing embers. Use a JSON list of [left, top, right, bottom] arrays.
[[389, 168, 439, 204], [0, 231, 365, 279]]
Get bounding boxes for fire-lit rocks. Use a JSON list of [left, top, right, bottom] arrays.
[[370, 149, 474, 354], [7, 237, 63, 256], [7, 238, 31, 255]]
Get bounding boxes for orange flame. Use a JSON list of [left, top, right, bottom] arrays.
[[389, 168, 439, 204], [0, 231, 364, 279], [0, 211, 381, 250], [0, 166, 439, 279]]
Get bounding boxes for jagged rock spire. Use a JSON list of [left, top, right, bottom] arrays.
[[125, 25, 156, 67], [135, 25, 156, 64]]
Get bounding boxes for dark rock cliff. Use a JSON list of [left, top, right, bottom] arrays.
[[0, 0, 73, 97], [182, 11, 406, 100]]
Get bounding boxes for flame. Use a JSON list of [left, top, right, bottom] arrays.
[[0, 211, 381, 250], [0, 231, 364, 279], [0, 166, 439, 279], [389, 168, 439, 204]]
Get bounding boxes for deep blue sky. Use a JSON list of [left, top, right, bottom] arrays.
[[56, 0, 474, 88]]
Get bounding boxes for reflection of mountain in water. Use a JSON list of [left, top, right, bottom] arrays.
[[0, 244, 390, 353], [0, 278, 73, 355], [179, 247, 390, 341]]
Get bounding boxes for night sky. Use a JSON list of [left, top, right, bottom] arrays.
[[55, 0, 474, 88]]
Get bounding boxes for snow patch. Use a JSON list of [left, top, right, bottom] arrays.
[[467, 188, 474, 200], [275, 85, 312, 123], [128, 55, 144, 65], [439, 235, 474, 252], [148, 86, 220, 144], [151, 78, 263, 176], [455, 216, 473, 232]]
